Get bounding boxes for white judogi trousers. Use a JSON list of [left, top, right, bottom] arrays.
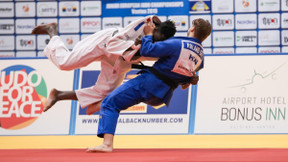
[[44, 16, 159, 108], [44, 28, 131, 108]]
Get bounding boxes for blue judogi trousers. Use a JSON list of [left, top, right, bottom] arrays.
[[97, 72, 173, 138]]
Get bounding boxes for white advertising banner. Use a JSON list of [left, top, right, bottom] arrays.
[[15, 19, 36, 34], [212, 14, 234, 30], [59, 1, 80, 17], [258, 13, 280, 29], [282, 30, 288, 45], [80, 1, 101, 16], [213, 47, 234, 54], [235, 14, 257, 30], [0, 36, 14, 51], [75, 62, 191, 135], [195, 55, 288, 134], [282, 0, 288, 11], [0, 3, 14, 17], [0, 19, 14, 34], [258, 0, 280, 12], [235, 0, 256, 12], [258, 47, 281, 53], [81, 17, 101, 33], [235, 31, 257, 46], [213, 31, 234, 47], [0, 59, 74, 135], [59, 18, 80, 34], [236, 47, 257, 54], [168, 15, 189, 31], [16, 35, 36, 51], [212, 0, 233, 13], [102, 17, 123, 29], [283, 47, 288, 53], [15, 2, 36, 17], [281, 13, 288, 28], [258, 30, 280, 46], [37, 2, 58, 17]]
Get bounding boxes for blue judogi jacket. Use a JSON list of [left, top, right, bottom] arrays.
[[140, 35, 204, 106]]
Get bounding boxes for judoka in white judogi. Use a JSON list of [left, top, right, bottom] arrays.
[[43, 16, 160, 109]]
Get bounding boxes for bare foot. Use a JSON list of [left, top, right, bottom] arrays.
[[86, 144, 113, 153], [44, 88, 59, 112], [31, 22, 58, 38]]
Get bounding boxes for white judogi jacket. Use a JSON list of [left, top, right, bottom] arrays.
[[106, 15, 155, 61]]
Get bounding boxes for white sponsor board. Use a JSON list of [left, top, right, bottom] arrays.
[[0, 36, 14, 51], [81, 1, 101, 16], [235, 14, 257, 30], [0, 19, 14, 34], [213, 48, 234, 54], [258, 47, 281, 53], [281, 13, 288, 29], [212, 0, 234, 13], [282, 30, 288, 46], [102, 17, 123, 29], [213, 31, 234, 47], [258, 30, 280, 46], [0, 3, 14, 17], [16, 51, 36, 57], [212, 14, 234, 30], [258, 13, 280, 29], [168, 15, 189, 31], [204, 48, 212, 54], [235, 31, 257, 46], [0, 59, 74, 135], [37, 51, 45, 57], [37, 2, 58, 17], [75, 62, 191, 135], [282, 46, 288, 53], [195, 55, 288, 134], [15, 19, 35, 34], [59, 1, 79, 17], [236, 47, 257, 54], [59, 18, 80, 34], [37, 18, 58, 26], [15, 2, 36, 17], [235, 0, 256, 12], [282, 0, 288, 11], [0, 52, 14, 57], [258, 0, 280, 12], [16, 35, 36, 50], [81, 18, 101, 33], [37, 35, 50, 50]]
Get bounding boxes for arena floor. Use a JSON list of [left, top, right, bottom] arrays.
[[1, 135, 288, 161]]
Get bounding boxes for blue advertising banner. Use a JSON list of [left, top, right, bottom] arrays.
[[78, 70, 188, 115], [102, 0, 189, 16]]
